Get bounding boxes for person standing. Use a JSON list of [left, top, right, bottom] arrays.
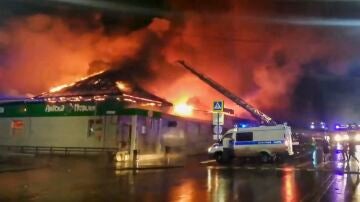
[[311, 137, 317, 162], [348, 141, 359, 163], [341, 142, 348, 161], [322, 139, 330, 162]]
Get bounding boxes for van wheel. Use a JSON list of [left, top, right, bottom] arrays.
[[274, 154, 283, 164], [215, 152, 224, 164], [215, 152, 232, 164], [260, 152, 271, 163], [223, 150, 233, 164]]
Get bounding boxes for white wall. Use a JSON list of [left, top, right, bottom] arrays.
[[159, 115, 213, 155], [0, 116, 118, 148], [0, 114, 213, 155]]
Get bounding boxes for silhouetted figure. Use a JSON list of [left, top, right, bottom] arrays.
[[348, 142, 359, 163], [341, 143, 348, 161], [322, 139, 330, 162]]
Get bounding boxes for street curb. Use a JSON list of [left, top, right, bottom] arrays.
[[0, 165, 48, 173], [115, 165, 184, 171], [294, 151, 313, 159], [206, 165, 360, 174]]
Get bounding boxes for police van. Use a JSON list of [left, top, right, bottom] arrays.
[[208, 124, 294, 164]]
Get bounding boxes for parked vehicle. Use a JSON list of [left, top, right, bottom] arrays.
[[208, 124, 294, 164]]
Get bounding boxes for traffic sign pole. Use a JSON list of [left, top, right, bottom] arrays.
[[217, 113, 220, 139], [212, 100, 224, 141]]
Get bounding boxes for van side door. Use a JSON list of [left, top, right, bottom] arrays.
[[234, 132, 254, 156]]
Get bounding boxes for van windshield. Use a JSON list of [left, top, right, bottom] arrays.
[[220, 133, 232, 144]]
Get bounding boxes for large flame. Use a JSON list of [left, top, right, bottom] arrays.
[[174, 103, 194, 117], [49, 84, 74, 93], [0, 2, 357, 121]]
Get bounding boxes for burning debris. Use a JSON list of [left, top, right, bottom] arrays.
[[37, 68, 172, 108], [49, 71, 106, 93]]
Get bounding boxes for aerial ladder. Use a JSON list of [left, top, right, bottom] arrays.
[[178, 60, 278, 126]]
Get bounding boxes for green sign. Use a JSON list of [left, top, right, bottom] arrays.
[[0, 100, 161, 118]]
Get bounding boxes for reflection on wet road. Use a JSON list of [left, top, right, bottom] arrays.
[[1, 153, 360, 201], [282, 167, 298, 202]]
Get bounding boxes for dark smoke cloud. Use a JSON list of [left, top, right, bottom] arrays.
[[0, 0, 359, 125], [0, 13, 172, 95]]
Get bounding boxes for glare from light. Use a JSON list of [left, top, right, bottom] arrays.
[[343, 135, 349, 141], [262, 16, 360, 27], [334, 134, 342, 142], [49, 0, 168, 16], [116, 81, 130, 92], [336, 143, 342, 150], [336, 162, 344, 169], [174, 103, 193, 116], [355, 134, 360, 142], [115, 151, 129, 161]]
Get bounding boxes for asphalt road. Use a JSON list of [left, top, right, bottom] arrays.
[[0, 151, 360, 202]]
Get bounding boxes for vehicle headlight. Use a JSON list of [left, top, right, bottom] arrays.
[[334, 134, 342, 142], [355, 134, 360, 142]]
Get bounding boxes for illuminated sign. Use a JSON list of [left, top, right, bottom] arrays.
[[73, 104, 96, 112], [45, 104, 96, 113], [11, 120, 24, 129], [45, 104, 65, 112], [213, 100, 224, 112]]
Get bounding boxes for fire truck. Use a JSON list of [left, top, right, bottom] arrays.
[[178, 61, 294, 164]]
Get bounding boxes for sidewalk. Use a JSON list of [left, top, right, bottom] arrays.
[[0, 163, 48, 173], [114, 153, 185, 170], [0, 152, 47, 173]]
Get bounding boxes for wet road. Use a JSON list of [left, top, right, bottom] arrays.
[[1, 152, 360, 201]]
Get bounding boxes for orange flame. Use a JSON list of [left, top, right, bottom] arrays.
[[49, 83, 75, 93], [174, 103, 194, 116], [116, 81, 130, 92], [48, 70, 105, 93]]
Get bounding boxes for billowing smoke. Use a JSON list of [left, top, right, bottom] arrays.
[[147, 4, 360, 122], [0, 13, 167, 95], [0, 1, 359, 124]]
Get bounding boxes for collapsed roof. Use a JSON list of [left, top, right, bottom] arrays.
[[36, 68, 172, 107]]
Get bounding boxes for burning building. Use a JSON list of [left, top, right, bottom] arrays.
[[0, 67, 218, 159]]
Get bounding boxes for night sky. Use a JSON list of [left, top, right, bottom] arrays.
[[0, 0, 359, 127]]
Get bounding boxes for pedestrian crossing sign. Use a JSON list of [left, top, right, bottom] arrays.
[[213, 100, 224, 112]]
